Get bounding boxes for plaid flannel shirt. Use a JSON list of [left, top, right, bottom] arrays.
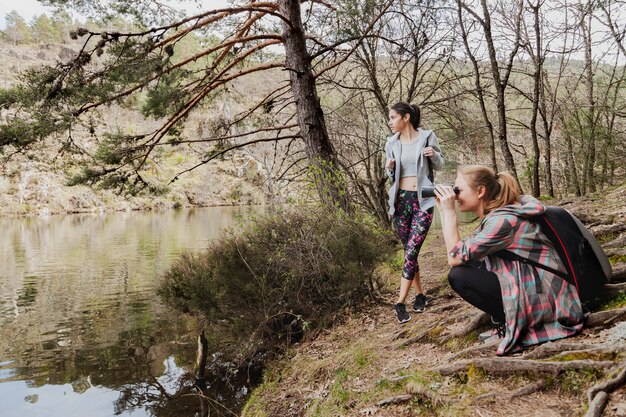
[[450, 196, 584, 355]]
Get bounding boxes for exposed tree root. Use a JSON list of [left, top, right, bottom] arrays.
[[392, 329, 410, 341], [439, 312, 490, 343], [523, 342, 599, 360], [473, 379, 546, 403], [606, 248, 626, 258], [604, 234, 626, 249], [585, 307, 626, 329], [428, 301, 463, 315], [610, 263, 626, 283], [587, 360, 626, 402], [376, 385, 447, 408], [396, 307, 478, 348], [396, 322, 441, 348], [445, 339, 500, 361], [434, 358, 615, 376], [509, 379, 546, 398], [590, 223, 626, 238], [604, 283, 626, 298], [584, 391, 608, 417]]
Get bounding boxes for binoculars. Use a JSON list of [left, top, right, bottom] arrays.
[[420, 185, 460, 198]]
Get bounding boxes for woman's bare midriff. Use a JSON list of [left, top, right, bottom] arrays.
[[399, 177, 418, 191]]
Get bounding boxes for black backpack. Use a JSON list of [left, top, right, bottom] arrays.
[[495, 206, 612, 304]]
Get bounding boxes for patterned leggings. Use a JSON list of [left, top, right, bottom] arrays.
[[393, 190, 434, 280]]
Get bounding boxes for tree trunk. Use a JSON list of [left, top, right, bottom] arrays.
[[279, 0, 347, 208], [539, 82, 554, 197], [582, 5, 596, 194], [529, 1, 542, 197], [456, 0, 497, 172], [480, 0, 520, 184]]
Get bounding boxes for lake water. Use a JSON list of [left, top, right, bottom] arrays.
[[0, 206, 258, 417]]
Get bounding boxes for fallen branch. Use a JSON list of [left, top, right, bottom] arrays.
[[196, 330, 208, 379], [376, 394, 413, 406], [433, 358, 615, 376], [407, 386, 446, 406], [585, 307, 626, 328]]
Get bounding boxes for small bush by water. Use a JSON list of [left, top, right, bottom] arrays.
[[158, 204, 395, 357]]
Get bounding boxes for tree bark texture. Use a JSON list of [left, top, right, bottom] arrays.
[[479, 0, 521, 184], [279, 0, 345, 207], [530, 1, 542, 197]]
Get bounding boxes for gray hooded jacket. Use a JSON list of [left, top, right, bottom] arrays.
[[385, 129, 444, 215]]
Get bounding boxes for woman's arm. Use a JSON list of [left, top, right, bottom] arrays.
[[425, 132, 444, 170], [385, 140, 395, 181], [435, 185, 463, 266]]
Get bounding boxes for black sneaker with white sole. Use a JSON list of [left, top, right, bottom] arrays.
[[412, 293, 427, 313], [395, 303, 411, 324]]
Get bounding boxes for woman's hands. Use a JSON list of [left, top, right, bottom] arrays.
[[434, 184, 457, 213], [386, 159, 395, 171], [422, 146, 435, 157], [434, 184, 463, 266]]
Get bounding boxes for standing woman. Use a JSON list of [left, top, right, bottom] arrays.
[[385, 102, 444, 323], [435, 165, 584, 354]]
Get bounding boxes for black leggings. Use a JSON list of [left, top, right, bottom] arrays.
[[447, 265, 505, 323]]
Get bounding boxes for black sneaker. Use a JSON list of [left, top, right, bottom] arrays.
[[395, 303, 411, 324], [412, 293, 427, 313]]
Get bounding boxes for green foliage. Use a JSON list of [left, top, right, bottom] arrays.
[[141, 71, 190, 118], [31, 14, 63, 43], [4, 11, 32, 44], [158, 204, 396, 357], [609, 255, 626, 265], [558, 369, 601, 396]]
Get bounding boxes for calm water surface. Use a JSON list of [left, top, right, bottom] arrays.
[[0, 206, 257, 417]]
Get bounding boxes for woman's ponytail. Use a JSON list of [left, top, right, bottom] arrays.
[[460, 166, 521, 214], [484, 171, 520, 214]]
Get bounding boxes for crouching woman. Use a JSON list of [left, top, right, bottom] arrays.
[[435, 165, 584, 355]]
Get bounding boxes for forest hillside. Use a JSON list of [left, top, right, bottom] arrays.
[[0, 39, 269, 216]]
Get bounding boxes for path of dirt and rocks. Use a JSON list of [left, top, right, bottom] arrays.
[[242, 184, 626, 417]]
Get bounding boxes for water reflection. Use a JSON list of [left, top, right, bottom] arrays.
[[0, 206, 257, 417]]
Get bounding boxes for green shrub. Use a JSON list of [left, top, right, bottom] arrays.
[[158, 204, 395, 357]]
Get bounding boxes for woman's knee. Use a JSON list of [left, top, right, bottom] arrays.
[[447, 266, 466, 291]]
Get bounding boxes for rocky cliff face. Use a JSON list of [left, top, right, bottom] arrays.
[[0, 157, 268, 216], [0, 41, 269, 216]]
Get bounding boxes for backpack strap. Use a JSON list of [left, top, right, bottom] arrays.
[[426, 133, 434, 182], [494, 249, 568, 281]]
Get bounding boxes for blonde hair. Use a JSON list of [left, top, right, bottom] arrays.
[[459, 165, 520, 214]]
